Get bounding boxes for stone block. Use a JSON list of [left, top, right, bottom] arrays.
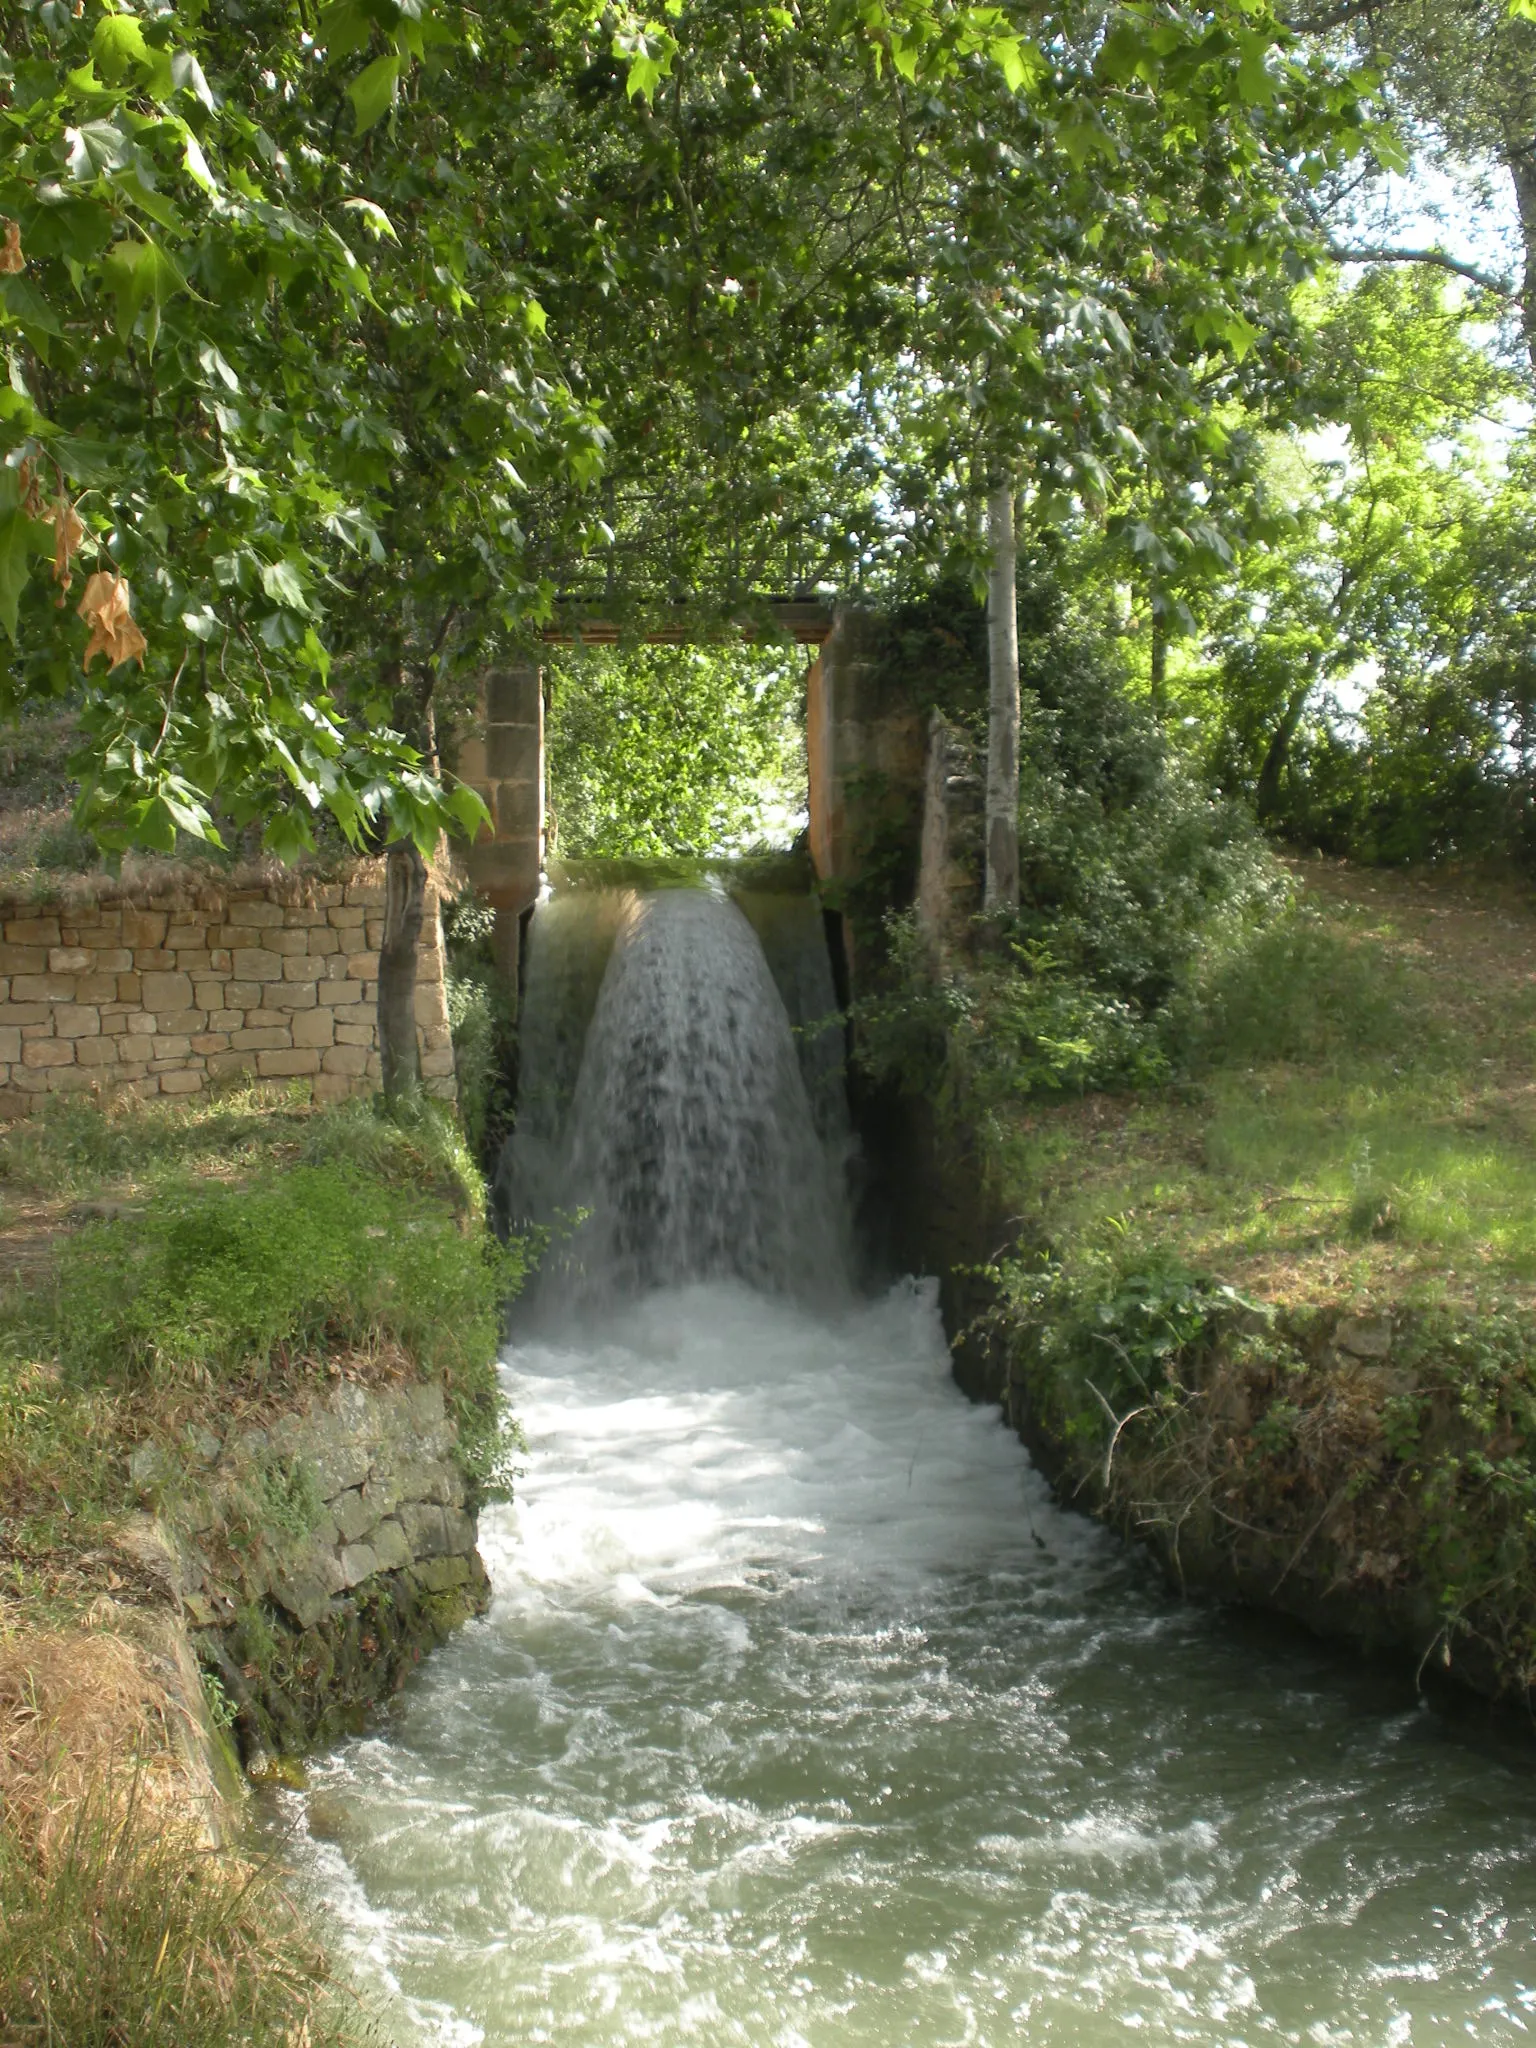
[[331, 1488, 382, 1545], [47, 1067, 98, 1094], [238, 900, 284, 928], [157, 1008, 207, 1035], [55, 1007, 100, 1039], [0, 946, 46, 975], [76, 1038, 121, 1067], [159, 1070, 204, 1095], [121, 910, 167, 948], [1337, 1316, 1393, 1359], [10, 975, 79, 1003], [117, 1035, 155, 1063], [134, 949, 176, 971], [312, 1073, 355, 1103], [21, 1040, 74, 1068], [0, 1029, 20, 1064], [193, 981, 227, 1012], [308, 927, 340, 955], [347, 952, 380, 980], [261, 981, 317, 1011], [226, 981, 263, 1007], [116, 972, 142, 1003], [93, 949, 133, 974], [75, 975, 120, 1004], [0, 1003, 52, 1027], [48, 947, 93, 973], [334, 1020, 374, 1047], [328, 905, 367, 929], [141, 971, 194, 1012], [150, 1035, 191, 1059], [319, 981, 365, 1007], [206, 1052, 258, 1080], [270, 1568, 333, 1631], [233, 949, 283, 982], [231, 1026, 290, 1051], [269, 928, 309, 956], [421, 1046, 456, 1080], [256, 1048, 321, 1077], [282, 954, 322, 983], [292, 1009, 335, 1049], [344, 880, 385, 907], [322, 1043, 370, 1077], [190, 1032, 232, 1055], [371, 1517, 412, 1572], [409, 1554, 472, 1594], [208, 1009, 244, 1032], [173, 950, 215, 976], [399, 1502, 450, 1559], [5, 917, 61, 946], [337, 1541, 379, 1590]]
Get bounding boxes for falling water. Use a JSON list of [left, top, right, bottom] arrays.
[[282, 878, 1536, 2048], [501, 886, 847, 1305]]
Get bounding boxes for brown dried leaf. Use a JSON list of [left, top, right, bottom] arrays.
[[77, 570, 148, 671], [51, 495, 85, 591], [0, 221, 23, 276], [18, 459, 45, 521]]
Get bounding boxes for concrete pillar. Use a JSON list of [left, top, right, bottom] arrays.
[[807, 605, 927, 899], [458, 665, 544, 1003]]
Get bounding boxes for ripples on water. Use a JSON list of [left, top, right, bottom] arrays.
[[280, 1279, 1536, 2047]]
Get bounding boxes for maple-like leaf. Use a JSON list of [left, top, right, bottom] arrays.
[[77, 570, 148, 670]]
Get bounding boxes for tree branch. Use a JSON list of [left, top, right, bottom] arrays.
[[1324, 240, 1514, 295]]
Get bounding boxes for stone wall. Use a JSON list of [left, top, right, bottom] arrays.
[[0, 867, 454, 1116], [127, 1376, 490, 1763]]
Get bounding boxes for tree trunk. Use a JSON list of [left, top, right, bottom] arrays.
[[984, 482, 1020, 914], [1255, 669, 1319, 821], [378, 839, 427, 1103], [1149, 599, 1167, 713]]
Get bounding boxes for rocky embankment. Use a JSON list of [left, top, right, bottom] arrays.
[[130, 1377, 490, 1768]]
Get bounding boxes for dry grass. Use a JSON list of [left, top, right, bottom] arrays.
[[0, 1629, 367, 2047]]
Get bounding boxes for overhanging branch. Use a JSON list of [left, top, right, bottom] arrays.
[[1324, 240, 1515, 295]]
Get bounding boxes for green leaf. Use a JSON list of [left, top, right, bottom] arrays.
[[91, 13, 149, 84], [260, 556, 310, 611], [1511, 0, 1536, 19], [170, 50, 218, 110], [348, 52, 403, 132], [0, 510, 32, 643], [445, 782, 492, 839], [65, 120, 133, 181], [990, 35, 1044, 93], [341, 196, 399, 241], [101, 237, 187, 355]]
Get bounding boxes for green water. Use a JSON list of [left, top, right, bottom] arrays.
[[281, 1280, 1536, 2047]]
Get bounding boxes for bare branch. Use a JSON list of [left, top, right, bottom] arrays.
[[1324, 240, 1515, 295]]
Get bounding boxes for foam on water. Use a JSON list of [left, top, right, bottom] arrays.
[[283, 1279, 1536, 2048]]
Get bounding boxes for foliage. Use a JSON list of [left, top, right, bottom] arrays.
[[854, 581, 1285, 1106], [545, 644, 806, 857], [443, 896, 518, 1171]]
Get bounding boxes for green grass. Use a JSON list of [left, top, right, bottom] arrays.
[[989, 875, 1536, 1306]]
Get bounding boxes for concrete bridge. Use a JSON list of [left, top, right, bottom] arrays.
[[454, 603, 931, 986]]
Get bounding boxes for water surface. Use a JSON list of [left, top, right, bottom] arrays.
[[282, 1279, 1536, 2047]]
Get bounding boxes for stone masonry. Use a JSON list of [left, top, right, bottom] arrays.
[[0, 868, 455, 1117]]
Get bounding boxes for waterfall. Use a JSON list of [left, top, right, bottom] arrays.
[[500, 884, 848, 1306]]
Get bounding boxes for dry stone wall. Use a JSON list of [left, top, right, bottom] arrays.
[[127, 1377, 489, 1761], [0, 868, 454, 1115]]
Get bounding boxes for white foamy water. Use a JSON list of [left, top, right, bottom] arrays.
[[282, 1279, 1536, 2048]]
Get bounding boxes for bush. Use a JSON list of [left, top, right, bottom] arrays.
[[854, 578, 1286, 1105]]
